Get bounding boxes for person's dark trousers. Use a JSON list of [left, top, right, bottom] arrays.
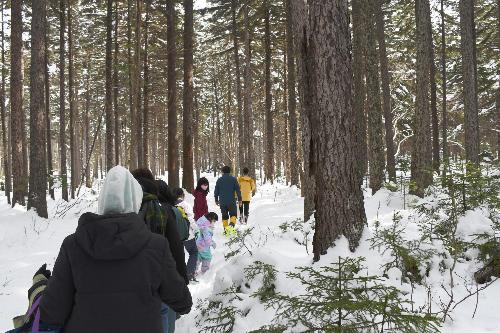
[[239, 201, 250, 217], [183, 238, 198, 279]]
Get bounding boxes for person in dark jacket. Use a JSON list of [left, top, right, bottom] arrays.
[[214, 166, 241, 233], [38, 166, 192, 333], [132, 169, 188, 284]]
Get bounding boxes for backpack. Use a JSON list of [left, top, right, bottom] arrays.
[[139, 193, 167, 236], [172, 206, 190, 241]]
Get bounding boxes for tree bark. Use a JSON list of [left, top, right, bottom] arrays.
[[374, 0, 396, 183], [182, 0, 194, 192], [135, 0, 143, 167], [127, 0, 137, 169], [264, 0, 274, 183], [459, 0, 480, 166], [143, 0, 150, 169], [11, 0, 26, 206], [44, 13, 54, 200], [291, 0, 315, 222], [167, 0, 179, 187], [84, 59, 92, 188], [231, 0, 245, 173], [68, 0, 77, 199], [308, 0, 366, 259], [428, 13, 440, 174], [1, 1, 10, 204], [113, 0, 120, 166], [441, 0, 449, 180], [59, 0, 68, 201], [28, 0, 48, 217], [410, 0, 433, 197], [105, 0, 114, 171], [243, 4, 255, 178], [351, 0, 368, 183], [286, 0, 299, 187], [496, 0, 500, 160], [365, 0, 385, 194]]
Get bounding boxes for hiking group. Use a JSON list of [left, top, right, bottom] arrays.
[[8, 165, 255, 333]]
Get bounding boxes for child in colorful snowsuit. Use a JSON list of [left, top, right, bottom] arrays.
[[173, 188, 199, 283], [195, 212, 218, 274], [237, 167, 256, 224], [193, 177, 210, 221]]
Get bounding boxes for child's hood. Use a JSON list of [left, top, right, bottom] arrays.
[[239, 176, 253, 182], [196, 215, 212, 228]]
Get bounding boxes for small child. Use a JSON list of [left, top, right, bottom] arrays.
[[195, 212, 218, 275], [193, 177, 210, 221], [237, 167, 256, 224], [173, 188, 199, 282]]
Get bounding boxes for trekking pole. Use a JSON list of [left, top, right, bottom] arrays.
[[76, 108, 106, 197]]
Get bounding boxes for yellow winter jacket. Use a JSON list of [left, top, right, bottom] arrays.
[[237, 176, 256, 202]]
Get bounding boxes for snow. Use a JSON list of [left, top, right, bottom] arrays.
[[0, 174, 499, 332]]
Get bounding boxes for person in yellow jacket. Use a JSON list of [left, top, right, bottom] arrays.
[[237, 167, 256, 224]]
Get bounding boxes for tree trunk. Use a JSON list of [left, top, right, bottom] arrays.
[[351, 0, 368, 183], [365, 0, 385, 194], [428, 14, 440, 174], [243, 5, 256, 179], [459, 0, 480, 166], [135, 0, 143, 167], [143, 0, 150, 169], [1, 1, 10, 204], [68, 0, 76, 199], [496, 0, 500, 160], [11, 0, 26, 206], [128, 0, 137, 169], [59, 0, 68, 201], [264, 0, 274, 183], [308, 0, 366, 259], [286, 0, 299, 187], [167, 0, 179, 187], [182, 0, 194, 192], [410, 0, 433, 197], [105, 0, 114, 171], [194, 95, 201, 180], [44, 14, 54, 200], [374, 0, 396, 183], [28, 0, 48, 217], [441, 0, 449, 180], [232, 0, 245, 173], [84, 59, 91, 188], [291, 0, 315, 221], [113, 0, 120, 166]]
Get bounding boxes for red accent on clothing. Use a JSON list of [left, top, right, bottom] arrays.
[[193, 189, 209, 221]]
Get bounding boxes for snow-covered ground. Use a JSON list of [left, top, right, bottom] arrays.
[[0, 174, 499, 332]]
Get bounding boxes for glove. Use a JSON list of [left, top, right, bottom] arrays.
[[252, 191, 256, 197], [27, 264, 51, 317], [212, 241, 217, 249], [215, 201, 220, 206]]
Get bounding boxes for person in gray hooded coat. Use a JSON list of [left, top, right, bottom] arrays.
[[37, 166, 192, 333]]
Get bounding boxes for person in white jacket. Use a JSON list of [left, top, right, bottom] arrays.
[[173, 188, 200, 282]]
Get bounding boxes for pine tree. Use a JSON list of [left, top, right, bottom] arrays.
[[28, 0, 48, 218], [264, 0, 274, 183], [45, 14, 54, 200], [375, 0, 396, 183], [285, 0, 298, 187], [459, 0, 480, 166], [167, 0, 179, 187], [113, 0, 120, 166], [11, 0, 26, 206], [68, 0, 77, 199], [410, 0, 433, 198], [308, 0, 366, 259], [0, 0, 10, 204], [105, 0, 114, 171], [365, 0, 385, 194], [182, 0, 195, 192]]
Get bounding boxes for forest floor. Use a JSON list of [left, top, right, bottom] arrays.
[[0, 173, 499, 332]]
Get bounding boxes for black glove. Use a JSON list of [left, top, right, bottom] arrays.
[[28, 264, 51, 308], [34, 263, 51, 280]]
